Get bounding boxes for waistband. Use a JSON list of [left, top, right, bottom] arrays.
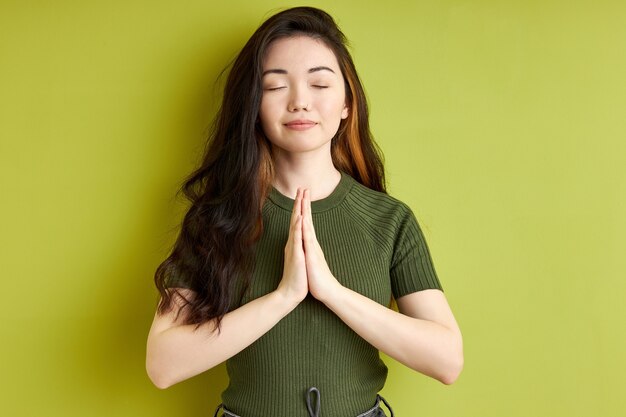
[[212, 386, 394, 417]]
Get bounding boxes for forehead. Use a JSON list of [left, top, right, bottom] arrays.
[[262, 36, 340, 71]]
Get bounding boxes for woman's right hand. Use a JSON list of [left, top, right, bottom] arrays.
[[276, 187, 309, 306], [148, 189, 310, 388]]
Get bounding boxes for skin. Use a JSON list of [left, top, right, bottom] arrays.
[[146, 35, 463, 390], [259, 36, 348, 154]]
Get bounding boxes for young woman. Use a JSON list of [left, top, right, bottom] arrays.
[[146, 6, 463, 417]]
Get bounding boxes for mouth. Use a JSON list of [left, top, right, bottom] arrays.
[[284, 121, 317, 130]]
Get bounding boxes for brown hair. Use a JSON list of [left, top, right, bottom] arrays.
[[153, 6, 387, 333]]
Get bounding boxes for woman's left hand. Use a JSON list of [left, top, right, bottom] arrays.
[[298, 192, 463, 385], [301, 188, 342, 304]]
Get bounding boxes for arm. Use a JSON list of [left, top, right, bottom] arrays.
[[145, 287, 298, 389], [320, 287, 463, 385], [147, 187, 310, 389], [298, 188, 463, 384]]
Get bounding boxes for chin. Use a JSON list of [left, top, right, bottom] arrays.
[[290, 145, 330, 153], [274, 140, 331, 154]]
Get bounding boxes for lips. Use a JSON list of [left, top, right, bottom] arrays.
[[284, 120, 317, 131], [284, 119, 317, 127]]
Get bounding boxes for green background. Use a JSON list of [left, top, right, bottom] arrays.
[[1, 0, 624, 416]]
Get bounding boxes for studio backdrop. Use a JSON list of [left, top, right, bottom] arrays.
[[1, 1, 624, 416]]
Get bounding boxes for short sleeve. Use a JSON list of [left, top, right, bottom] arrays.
[[390, 205, 443, 299]]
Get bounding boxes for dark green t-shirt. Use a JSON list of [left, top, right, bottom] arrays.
[[171, 170, 443, 416]]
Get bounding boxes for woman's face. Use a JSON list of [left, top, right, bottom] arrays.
[[258, 36, 349, 155]]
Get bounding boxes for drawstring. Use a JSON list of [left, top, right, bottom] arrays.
[[306, 387, 394, 417], [212, 403, 241, 417], [306, 386, 321, 417], [213, 389, 391, 417], [377, 394, 395, 417]]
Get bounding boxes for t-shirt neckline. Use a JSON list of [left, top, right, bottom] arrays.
[[268, 170, 353, 213]]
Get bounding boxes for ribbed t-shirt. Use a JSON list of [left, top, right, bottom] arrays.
[[168, 170, 443, 416]]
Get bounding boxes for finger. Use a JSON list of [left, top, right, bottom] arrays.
[[286, 189, 300, 249], [301, 188, 307, 219], [293, 187, 303, 213], [292, 187, 300, 214], [301, 189, 309, 228], [305, 189, 316, 239], [298, 186, 305, 217], [293, 214, 302, 245], [302, 189, 313, 244], [289, 215, 302, 258], [296, 186, 304, 216], [290, 188, 301, 228], [296, 190, 305, 230]]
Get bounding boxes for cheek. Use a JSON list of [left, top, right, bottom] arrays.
[[258, 100, 273, 126], [317, 96, 346, 118], [258, 100, 282, 141]]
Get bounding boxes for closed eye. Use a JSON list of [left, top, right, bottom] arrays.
[[265, 86, 327, 91]]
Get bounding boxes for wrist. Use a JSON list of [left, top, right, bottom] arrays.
[[317, 279, 345, 306], [273, 287, 303, 312]]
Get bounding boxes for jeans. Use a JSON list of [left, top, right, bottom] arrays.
[[212, 386, 394, 417]]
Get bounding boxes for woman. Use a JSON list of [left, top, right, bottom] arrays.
[[146, 6, 463, 417]]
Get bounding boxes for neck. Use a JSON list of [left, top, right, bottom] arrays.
[[271, 151, 341, 201]]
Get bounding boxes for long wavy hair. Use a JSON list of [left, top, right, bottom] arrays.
[[154, 6, 387, 333]]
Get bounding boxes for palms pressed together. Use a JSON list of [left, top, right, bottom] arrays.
[[278, 187, 340, 305]]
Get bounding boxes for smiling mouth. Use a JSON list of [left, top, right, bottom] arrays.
[[284, 122, 317, 130]]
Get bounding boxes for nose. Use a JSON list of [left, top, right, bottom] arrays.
[[288, 83, 310, 112]]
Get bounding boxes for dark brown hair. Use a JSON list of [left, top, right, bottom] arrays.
[[154, 6, 387, 333]]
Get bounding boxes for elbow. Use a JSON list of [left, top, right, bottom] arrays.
[[440, 336, 464, 385], [151, 378, 171, 390], [149, 374, 172, 390], [146, 363, 171, 389], [440, 353, 463, 385], [409, 343, 464, 385], [146, 351, 173, 390]]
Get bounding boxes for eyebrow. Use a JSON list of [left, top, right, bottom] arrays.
[[262, 66, 336, 77]]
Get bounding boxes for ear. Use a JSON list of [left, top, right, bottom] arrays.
[[341, 103, 349, 119]]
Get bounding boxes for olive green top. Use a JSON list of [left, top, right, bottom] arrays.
[[171, 170, 443, 416]]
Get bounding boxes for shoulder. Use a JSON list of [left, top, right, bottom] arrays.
[[338, 174, 419, 252], [343, 174, 414, 224]]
